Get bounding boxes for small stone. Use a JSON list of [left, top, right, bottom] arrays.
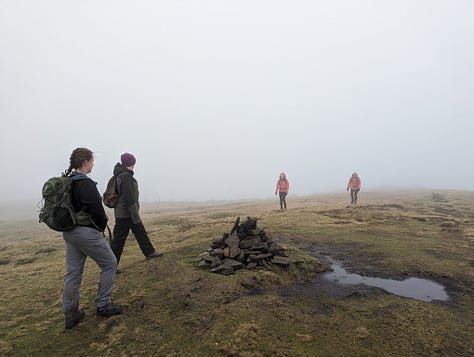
[[210, 249, 224, 259], [210, 256, 222, 267], [251, 242, 268, 251], [246, 262, 257, 269], [240, 238, 260, 249], [268, 242, 286, 255], [261, 260, 274, 271], [271, 257, 290, 267], [249, 253, 272, 262], [197, 260, 211, 268], [211, 237, 226, 249], [222, 268, 235, 276], [236, 251, 246, 263], [222, 258, 243, 270], [230, 246, 242, 259], [225, 234, 240, 250], [203, 254, 213, 262], [210, 265, 226, 274]]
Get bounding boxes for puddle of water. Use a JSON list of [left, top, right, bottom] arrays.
[[322, 260, 449, 302]]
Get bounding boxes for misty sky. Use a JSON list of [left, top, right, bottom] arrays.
[[1, 1, 473, 202]]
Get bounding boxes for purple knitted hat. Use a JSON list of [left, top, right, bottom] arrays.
[[121, 152, 136, 167]]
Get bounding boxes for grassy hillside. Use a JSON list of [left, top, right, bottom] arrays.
[[0, 191, 473, 356]]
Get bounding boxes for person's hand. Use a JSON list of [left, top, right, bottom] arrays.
[[131, 210, 141, 225]]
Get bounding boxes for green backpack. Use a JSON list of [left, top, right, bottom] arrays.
[[39, 174, 89, 231]]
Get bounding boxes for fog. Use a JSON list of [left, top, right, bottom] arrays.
[[1, 1, 473, 203]]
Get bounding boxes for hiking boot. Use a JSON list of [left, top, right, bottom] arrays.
[[65, 309, 85, 329], [145, 251, 164, 260], [96, 304, 122, 317]]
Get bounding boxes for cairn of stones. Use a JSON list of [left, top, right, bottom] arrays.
[[197, 217, 290, 275]]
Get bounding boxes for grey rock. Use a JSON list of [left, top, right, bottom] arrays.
[[248, 253, 273, 262], [246, 262, 257, 269], [271, 257, 290, 267], [225, 234, 240, 250], [230, 246, 242, 259], [210, 266, 227, 274], [222, 258, 244, 270], [210, 249, 225, 259], [197, 260, 211, 268], [239, 237, 260, 250], [261, 260, 274, 271]]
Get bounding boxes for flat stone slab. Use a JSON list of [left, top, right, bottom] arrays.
[[225, 234, 240, 250], [222, 258, 244, 270], [271, 257, 290, 267]]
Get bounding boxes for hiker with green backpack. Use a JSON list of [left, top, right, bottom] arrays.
[[45, 148, 121, 329]]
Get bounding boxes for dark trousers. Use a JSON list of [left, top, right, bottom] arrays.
[[350, 189, 360, 204], [279, 192, 287, 209], [111, 218, 155, 265]]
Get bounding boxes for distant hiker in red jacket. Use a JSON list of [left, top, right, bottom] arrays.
[[346, 172, 361, 204], [275, 172, 289, 209]]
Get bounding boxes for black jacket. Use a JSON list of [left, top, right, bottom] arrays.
[[70, 172, 108, 231]]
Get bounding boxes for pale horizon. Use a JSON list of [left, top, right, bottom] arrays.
[[1, 1, 473, 203]]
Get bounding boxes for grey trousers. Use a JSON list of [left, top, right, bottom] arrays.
[[350, 189, 360, 204], [62, 226, 117, 312], [279, 192, 287, 209]]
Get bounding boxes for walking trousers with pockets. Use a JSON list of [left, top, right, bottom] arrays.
[[63, 226, 117, 312]]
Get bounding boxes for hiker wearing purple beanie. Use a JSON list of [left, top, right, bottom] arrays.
[[110, 153, 163, 271]]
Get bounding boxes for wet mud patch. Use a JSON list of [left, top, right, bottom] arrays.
[[280, 254, 450, 303], [279, 271, 375, 301], [279, 252, 379, 301], [282, 236, 385, 277], [276, 237, 453, 302], [320, 256, 449, 302]]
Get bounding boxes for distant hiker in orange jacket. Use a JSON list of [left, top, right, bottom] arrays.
[[346, 172, 361, 204], [275, 172, 289, 209]]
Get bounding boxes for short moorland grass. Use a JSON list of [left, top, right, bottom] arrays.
[[0, 190, 473, 356]]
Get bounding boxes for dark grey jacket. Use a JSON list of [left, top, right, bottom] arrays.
[[113, 163, 141, 224]]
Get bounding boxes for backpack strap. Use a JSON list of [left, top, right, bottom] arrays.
[[71, 173, 90, 181], [105, 224, 112, 244], [115, 171, 128, 195]]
